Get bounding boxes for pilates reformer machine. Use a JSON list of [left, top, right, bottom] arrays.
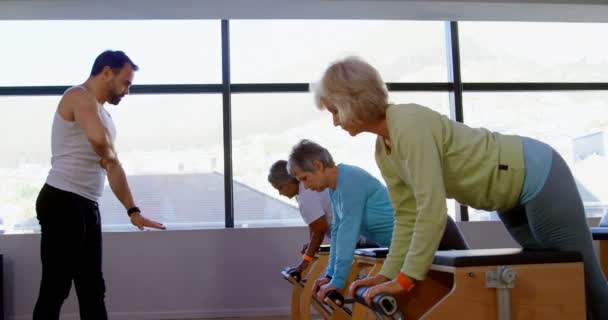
[[285, 247, 585, 320]]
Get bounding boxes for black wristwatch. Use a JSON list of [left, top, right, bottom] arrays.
[[127, 206, 141, 217]]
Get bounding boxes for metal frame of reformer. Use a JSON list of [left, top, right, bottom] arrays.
[[352, 286, 404, 320], [367, 249, 587, 320], [282, 249, 331, 320], [307, 250, 388, 320], [311, 293, 352, 320]]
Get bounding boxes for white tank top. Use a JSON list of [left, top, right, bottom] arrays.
[[296, 182, 333, 238], [46, 93, 116, 201]]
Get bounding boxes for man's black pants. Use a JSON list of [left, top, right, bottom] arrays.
[[33, 184, 107, 320]]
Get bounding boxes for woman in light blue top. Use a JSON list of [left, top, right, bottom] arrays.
[[287, 139, 468, 302]]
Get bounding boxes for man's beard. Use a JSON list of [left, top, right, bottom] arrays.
[[108, 92, 123, 105]]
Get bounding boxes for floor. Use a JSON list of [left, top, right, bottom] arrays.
[[170, 317, 291, 320], [170, 316, 323, 320], [212, 318, 289, 320]]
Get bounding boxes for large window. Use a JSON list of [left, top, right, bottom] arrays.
[[0, 97, 55, 233], [0, 95, 224, 233], [459, 22, 608, 82], [100, 95, 225, 231], [2, 19, 607, 232], [231, 92, 454, 227], [463, 92, 608, 220], [230, 20, 447, 83], [0, 20, 221, 85], [458, 21, 608, 221], [231, 93, 380, 228]]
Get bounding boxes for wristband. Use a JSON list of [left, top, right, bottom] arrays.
[[302, 254, 314, 262], [127, 206, 140, 217], [396, 272, 415, 292]]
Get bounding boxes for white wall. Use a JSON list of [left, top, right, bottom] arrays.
[[0, 222, 519, 320], [1, 227, 310, 320]]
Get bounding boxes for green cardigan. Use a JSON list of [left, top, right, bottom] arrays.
[[375, 103, 525, 280]]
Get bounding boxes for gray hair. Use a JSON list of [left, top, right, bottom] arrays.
[[312, 56, 388, 125], [287, 139, 335, 174], [268, 160, 298, 185]]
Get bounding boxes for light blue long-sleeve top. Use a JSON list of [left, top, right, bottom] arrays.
[[326, 164, 394, 289]]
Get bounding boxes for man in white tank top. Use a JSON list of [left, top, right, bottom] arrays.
[[268, 160, 333, 275], [33, 50, 165, 320]]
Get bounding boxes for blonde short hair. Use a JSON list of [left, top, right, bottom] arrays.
[[312, 57, 388, 125]]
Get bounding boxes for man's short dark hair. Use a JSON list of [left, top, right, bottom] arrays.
[[268, 160, 299, 186], [90, 50, 139, 76]]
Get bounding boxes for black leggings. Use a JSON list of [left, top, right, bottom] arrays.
[[33, 184, 107, 320], [499, 150, 608, 320], [357, 215, 468, 250], [438, 215, 469, 250]]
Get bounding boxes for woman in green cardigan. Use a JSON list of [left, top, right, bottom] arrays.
[[312, 56, 608, 320]]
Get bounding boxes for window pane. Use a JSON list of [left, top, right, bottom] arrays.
[[0, 97, 54, 234], [460, 22, 608, 82], [0, 94, 224, 234], [231, 20, 447, 83], [0, 20, 221, 86], [102, 95, 224, 230], [463, 92, 608, 220], [231, 92, 452, 228]]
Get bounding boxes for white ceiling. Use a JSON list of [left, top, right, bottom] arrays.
[[1, 0, 608, 22]]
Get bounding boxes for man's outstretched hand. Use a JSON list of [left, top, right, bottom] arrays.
[[130, 212, 166, 230]]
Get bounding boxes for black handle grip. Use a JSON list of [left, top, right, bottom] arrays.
[[354, 286, 400, 317], [281, 267, 301, 282], [325, 290, 345, 307], [354, 286, 369, 305]]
